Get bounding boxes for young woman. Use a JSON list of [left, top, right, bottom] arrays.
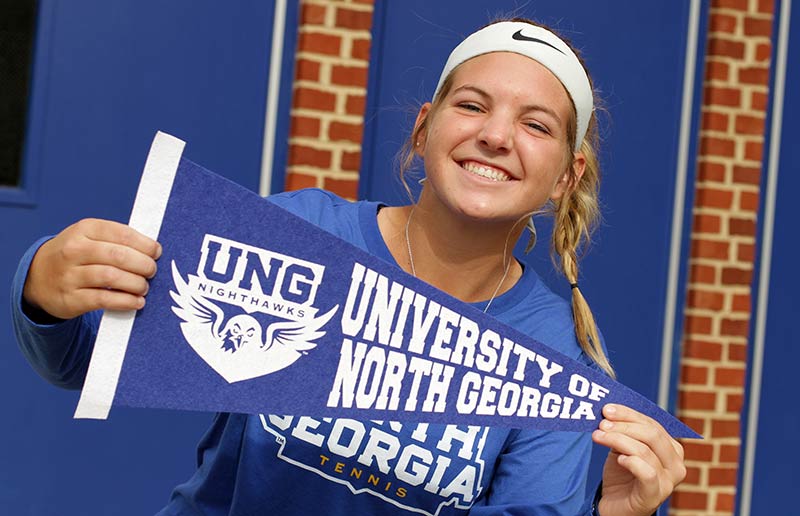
[[12, 19, 685, 515]]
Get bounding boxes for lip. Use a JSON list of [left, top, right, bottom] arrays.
[[458, 159, 516, 182]]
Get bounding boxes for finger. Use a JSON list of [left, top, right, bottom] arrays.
[[596, 421, 686, 484], [602, 405, 683, 470], [593, 428, 661, 469], [614, 454, 667, 509], [77, 240, 159, 279], [76, 218, 162, 259], [74, 288, 146, 313], [78, 265, 151, 296]]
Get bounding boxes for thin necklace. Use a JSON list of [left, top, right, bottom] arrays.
[[404, 206, 511, 313]]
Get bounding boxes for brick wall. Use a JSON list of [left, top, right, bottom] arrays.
[[671, 0, 774, 514], [283, 0, 374, 199]]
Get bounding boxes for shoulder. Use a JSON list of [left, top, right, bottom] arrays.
[[500, 269, 594, 366]]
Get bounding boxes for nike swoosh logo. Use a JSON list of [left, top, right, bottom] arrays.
[[511, 30, 566, 55]]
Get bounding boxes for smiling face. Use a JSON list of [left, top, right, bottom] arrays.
[[416, 51, 583, 226]]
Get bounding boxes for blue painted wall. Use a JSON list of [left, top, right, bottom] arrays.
[[0, 1, 296, 514]]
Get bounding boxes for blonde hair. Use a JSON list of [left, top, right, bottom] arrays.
[[399, 19, 614, 377]]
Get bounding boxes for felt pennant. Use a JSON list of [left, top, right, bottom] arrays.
[[75, 132, 700, 439]]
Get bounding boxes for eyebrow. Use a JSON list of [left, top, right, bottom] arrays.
[[452, 84, 564, 125]]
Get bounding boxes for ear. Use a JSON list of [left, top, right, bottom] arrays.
[[413, 103, 432, 156], [550, 151, 586, 201]]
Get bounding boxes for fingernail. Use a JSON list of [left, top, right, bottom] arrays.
[[604, 404, 617, 415], [155, 243, 163, 259], [600, 420, 614, 430], [138, 297, 146, 309]]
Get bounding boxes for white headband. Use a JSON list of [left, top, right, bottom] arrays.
[[434, 22, 593, 150]]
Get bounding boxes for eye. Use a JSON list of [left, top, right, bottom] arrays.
[[525, 121, 550, 135], [457, 102, 483, 113]]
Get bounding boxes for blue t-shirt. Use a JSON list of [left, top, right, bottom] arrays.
[[12, 189, 597, 515]]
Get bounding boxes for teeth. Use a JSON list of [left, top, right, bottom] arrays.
[[462, 162, 511, 182]]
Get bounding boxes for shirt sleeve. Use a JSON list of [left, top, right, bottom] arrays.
[[469, 428, 594, 515], [10, 236, 101, 390]]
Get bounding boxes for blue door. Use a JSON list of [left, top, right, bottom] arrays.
[[0, 1, 296, 513], [739, 2, 800, 513], [360, 0, 706, 491]]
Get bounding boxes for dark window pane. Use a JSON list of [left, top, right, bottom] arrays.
[[0, 1, 37, 187]]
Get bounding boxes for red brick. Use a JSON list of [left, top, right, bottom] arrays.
[[729, 217, 756, 236], [682, 363, 710, 384], [739, 66, 770, 86], [701, 136, 736, 157], [708, 37, 746, 59], [733, 165, 761, 185], [351, 38, 371, 60], [684, 466, 702, 484], [679, 390, 717, 410], [759, 0, 775, 14], [756, 41, 772, 61], [688, 288, 725, 310], [698, 161, 726, 182], [683, 441, 714, 461], [685, 339, 723, 361], [345, 94, 366, 115], [290, 115, 321, 138], [671, 490, 708, 510], [691, 264, 717, 284], [714, 0, 748, 9], [331, 65, 368, 87], [329, 121, 363, 143], [727, 392, 745, 412], [697, 186, 734, 208], [703, 110, 729, 132], [711, 418, 740, 438], [745, 141, 763, 161], [752, 90, 769, 110], [293, 87, 336, 111], [738, 242, 755, 262], [745, 16, 773, 37], [680, 416, 707, 435], [729, 343, 748, 362], [341, 150, 361, 172], [296, 58, 321, 81], [324, 177, 359, 198], [736, 114, 766, 135], [685, 315, 714, 335], [284, 172, 317, 191], [710, 13, 738, 33], [740, 191, 760, 210], [693, 214, 722, 234], [720, 445, 741, 464], [709, 466, 738, 486], [299, 32, 342, 56], [301, 3, 327, 25], [705, 86, 741, 107], [289, 144, 332, 168], [717, 492, 736, 512], [335, 7, 373, 30], [722, 266, 752, 285], [716, 366, 746, 386], [721, 318, 750, 337], [706, 60, 730, 81], [692, 238, 730, 260], [732, 293, 751, 312]]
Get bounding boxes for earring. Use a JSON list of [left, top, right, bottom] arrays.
[[524, 217, 537, 253]]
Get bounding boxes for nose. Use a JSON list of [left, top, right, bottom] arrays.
[[478, 112, 513, 152]]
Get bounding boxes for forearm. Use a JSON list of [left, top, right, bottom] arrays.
[[11, 237, 99, 390]]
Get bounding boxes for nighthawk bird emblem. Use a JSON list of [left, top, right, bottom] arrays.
[[170, 261, 337, 383]]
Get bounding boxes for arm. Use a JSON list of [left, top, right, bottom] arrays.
[[11, 219, 161, 389]]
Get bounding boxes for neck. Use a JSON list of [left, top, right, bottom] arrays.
[[378, 192, 525, 304]]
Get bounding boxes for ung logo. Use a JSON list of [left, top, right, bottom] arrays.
[[170, 234, 338, 383]]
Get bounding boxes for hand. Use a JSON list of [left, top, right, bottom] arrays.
[[23, 218, 162, 320], [592, 404, 686, 516]]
